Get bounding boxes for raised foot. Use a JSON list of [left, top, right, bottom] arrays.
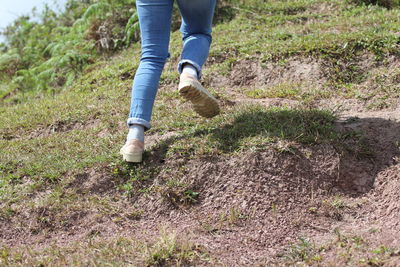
[[179, 75, 220, 118]]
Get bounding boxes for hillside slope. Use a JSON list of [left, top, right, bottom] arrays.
[[1, 0, 400, 265]]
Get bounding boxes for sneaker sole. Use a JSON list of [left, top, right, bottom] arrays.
[[121, 152, 143, 163], [179, 81, 220, 118]]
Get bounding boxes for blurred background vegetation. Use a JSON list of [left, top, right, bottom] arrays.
[[0, 0, 141, 98]]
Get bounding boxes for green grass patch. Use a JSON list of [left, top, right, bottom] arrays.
[[245, 83, 302, 99], [0, 129, 121, 182], [165, 105, 337, 158], [241, 82, 335, 101], [0, 230, 209, 266], [283, 238, 323, 264], [211, 0, 400, 63]]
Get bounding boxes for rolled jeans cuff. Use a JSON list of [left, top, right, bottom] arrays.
[[178, 59, 202, 79], [127, 118, 151, 131]]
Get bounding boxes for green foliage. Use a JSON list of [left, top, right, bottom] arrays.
[[284, 238, 321, 264], [0, 0, 139, 93], [144, 230, 201, 266], [0, 50, 21, 78], [124, 12, 140, 46]]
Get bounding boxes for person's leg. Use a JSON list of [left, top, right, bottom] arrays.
[[177, 0, 216, 78], [176, 0, 219, 118], [127, 0, 173, 131], [122, 0, 173, 162]]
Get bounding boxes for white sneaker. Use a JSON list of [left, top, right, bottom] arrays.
[[178, 73, 220, 118], [120, 139, 144, 163]]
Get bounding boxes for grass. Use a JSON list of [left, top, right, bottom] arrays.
[[330, 230, 398, 266], [159, 183, 200, 207], [1, 0, 400, 264], [143, 230, 208, 266], [244, 83, 302, 99], [207, 0, 399, 62], [275, 231, 399, 266], [220, 207, 249, 226], [242, 83, 334, 101], [283, 238, 322, 264], [165, 105, 337, 158], [197, 206, 250, 235], [319, 195, 348, 221], [0, 230, 208, 266]]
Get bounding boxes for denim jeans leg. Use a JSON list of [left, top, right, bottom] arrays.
[[127, 0, 173, 130], [177, 0, 216, 78]]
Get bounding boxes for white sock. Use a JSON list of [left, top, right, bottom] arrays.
[[127, 124, 144, 143], [181, 64, 198, 79]]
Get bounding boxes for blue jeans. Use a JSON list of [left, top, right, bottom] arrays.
[[127, 0, 217, 130]]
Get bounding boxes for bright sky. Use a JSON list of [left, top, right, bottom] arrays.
[[0, 0, 67, 41]]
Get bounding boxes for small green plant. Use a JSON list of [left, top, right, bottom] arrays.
[[284, 238, 322, 264], [183, 190, 200, 203], [111, 161, 159, 197], [331, 196, 346, 210], [143, 230, 203, 266], [160, 183, 200, 207], [372, 245, 391, 255], [320, 196, 348, 221], [217, 207, 248, 227]]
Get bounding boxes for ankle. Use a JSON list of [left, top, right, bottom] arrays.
[[127, 124, 145, 143], [181, 64, 198, 80], [180, 72, 197, 80]]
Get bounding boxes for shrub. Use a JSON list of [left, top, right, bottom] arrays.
[[0, 0, 139, 93]]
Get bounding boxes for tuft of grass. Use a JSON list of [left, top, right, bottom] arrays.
[[219, 207, 248, 227], [283, 238, 323, 264], [198, 206, 249, 234], [320, 196, 348, 221], [143, 230, 207, 266], [330, 196, 346, 210], [333, 229, 399, 266], [158, 179, 200, 207], [112, 161, 160, 198], [276, 230, 400, 266]]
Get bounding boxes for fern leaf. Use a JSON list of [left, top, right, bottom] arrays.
[[82, 2, 112, 21]]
